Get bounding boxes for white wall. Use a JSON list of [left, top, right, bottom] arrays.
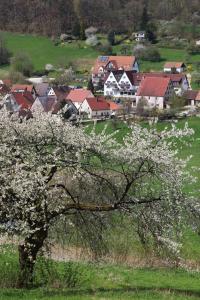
[[136, 96, 164, 109]]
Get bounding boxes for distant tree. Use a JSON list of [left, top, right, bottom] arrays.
[[86, 36, 99, 47], [107, 30, 115, 46], [85, 27, 98, 38], [136, 97, 148, 116], [8, 70, 25, 84], [11, 53, 34, 77], [72, 21, 81, 38], [140, 4, 149, 31], [133, 45, 161, 62], [97, 42, 113, 55], [170, 94, 186, 109], [0, 34, 11, 65], [87, 78, 94, 93], [187, 42, 200, 55], [192, 71, 200, 86]]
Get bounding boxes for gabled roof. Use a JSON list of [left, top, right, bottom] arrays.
[[67, 89, 94, 103], [32, 96, 57, 113], [164, 62, 185, 69], [34, 83, 50, 97], [93, 56, 136, 74], [184, 90, 199, 101], [137, 77, 171, 97], [11, 84, 34, 93], [12, 92, 35, 109], [107, 71, 187, 86], [86, 97, 110, 111], [53, 86, 70, 101]]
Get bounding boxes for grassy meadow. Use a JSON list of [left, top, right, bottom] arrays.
[[1, 247, 200, 300], [1, 31, 200, 77]]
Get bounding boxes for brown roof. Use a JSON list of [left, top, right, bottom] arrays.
[[93, 56, 136, 74], [184, 90, 199, 101], [137, 77, 171, 97], [67, 89, 94, 103], [164, 62, 185, 69]]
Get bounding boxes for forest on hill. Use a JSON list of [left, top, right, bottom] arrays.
[[0, 0, 199, 36]]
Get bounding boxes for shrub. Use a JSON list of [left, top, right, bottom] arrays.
[[85, 36, 99, 47], [11, 52, 34, 77], [107, 30, 115, 45], [96, 42, 113, 55], [8, 70, 25, 83], [0, 34, 11, 65], [133, 44, 161, 62], [187, 42, 200, 55]]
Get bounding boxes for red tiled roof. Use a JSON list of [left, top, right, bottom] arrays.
[[86, 97, 110, 111], [137, 77, 171, 97], [164, 62, 185, 69], [11, 84, 34, 93], [67, 89, 94, 103], [106, 100, 122, 111], [93, 56, 136, 74], [12, 92, 35, 109]]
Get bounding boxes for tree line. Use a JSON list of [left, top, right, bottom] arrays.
[[0, 0, 199, 36]]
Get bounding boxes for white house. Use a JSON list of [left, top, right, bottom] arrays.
[[164, 62, 186, 74], [134, 31, 146, 42], [66, 89, 94, 110], [136, 77, 174, 109], [92, 56, 139, 88], [81, 97, 111, 119], [104, 70, 139, 98]]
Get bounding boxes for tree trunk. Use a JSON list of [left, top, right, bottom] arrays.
[[18, 229, 48, 288]]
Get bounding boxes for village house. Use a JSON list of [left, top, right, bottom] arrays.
[[104, 70, 137, 98], [81, 97, 110, 119], [104, 71, 189, 98], [80, 97, 121, 119], [136, 77, 174, 109], [4, 91, 35, 114], [164, 62, 186, 74], [134, 31, 146, 42], [92, 56, 139, 88], [184, 90, 200, 106], [66, 89, 94, 110], [11, 84, 37, 99]]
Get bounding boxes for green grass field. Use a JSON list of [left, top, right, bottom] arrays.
[[1, 31, 200, 77], [1, 250, 200, 300], [0, 31, 99, 73]]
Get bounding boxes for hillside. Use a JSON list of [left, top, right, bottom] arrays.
[[0, 0, 199, 36]]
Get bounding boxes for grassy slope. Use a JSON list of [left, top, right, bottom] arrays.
[[1, 31, 200, 76], [1, 31, 99, 72]]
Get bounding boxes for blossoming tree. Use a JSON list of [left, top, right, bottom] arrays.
[[0, 109, 193, 286]]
